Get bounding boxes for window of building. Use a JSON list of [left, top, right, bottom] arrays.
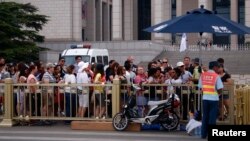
[[213, 0, 230, 45], [238, 0, 245, 44], [171, 0, 176, 44]]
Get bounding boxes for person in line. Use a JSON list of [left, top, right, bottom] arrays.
[[216, 64, 233, 121], [77, 62, 91, 117], [63, 65, 77, 120], [198, 61, 223, 139], [93, 63, 106, 119]]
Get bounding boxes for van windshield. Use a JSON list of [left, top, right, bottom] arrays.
[[63, 55, 90, 66]]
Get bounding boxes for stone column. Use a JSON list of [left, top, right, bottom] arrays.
[[245, 0, 250, 43], [133, 0, 138, 40], [85, 0, 96, 41], [151, 0, 171, 42], [230, 0, 238, 48], [72, 0, 82, 41], [123, 0, 133, 40], [112, 0, 123, 40], [95, 0, 102, 41], [103, 1, 110, 41]]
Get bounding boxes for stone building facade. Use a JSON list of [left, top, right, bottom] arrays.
[[4, 0, 250, 44]]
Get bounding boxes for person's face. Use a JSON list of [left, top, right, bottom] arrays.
[[162, 60, 168, 67], [76, 57, 82, 63], [169, 70, 176, 78], [122, 67, 126, 74], [34, 66, 38, 73], [155, 70, 161, 77], [151, 63, 157, 68], [59, 59, 65, 65], [213, 66, 220, 73], [217, 66, 223, 73], [0, 58, 5, 64], [183, 58, 190, 65], [164, 72, 170, 80], [178, 65, 185, 72], [55, 66, 61, 73], [137, 67, 144, 74]]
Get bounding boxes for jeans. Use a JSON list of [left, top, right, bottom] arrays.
[[65, 93, 77, 117], [201, 100, 218, 138]]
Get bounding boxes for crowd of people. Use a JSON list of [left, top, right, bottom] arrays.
[[0, 55, 233, 129]]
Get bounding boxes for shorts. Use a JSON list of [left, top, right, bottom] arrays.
[[78, 94, 89, 107], [219, 90, 229, 99], [95, 92, 106, 107]]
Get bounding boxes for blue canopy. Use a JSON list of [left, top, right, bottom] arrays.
[[144, 5, 250, 35]]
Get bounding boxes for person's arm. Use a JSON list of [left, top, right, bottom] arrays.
[[109, 75, 114, 82], [216, 76, 224, 95]]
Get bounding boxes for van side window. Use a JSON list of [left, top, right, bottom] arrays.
[[103, 56, 108, 65], [97, 56, 102, 64], [91, 57, 95, 64]]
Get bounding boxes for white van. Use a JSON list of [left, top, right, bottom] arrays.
[[60, 44, 109, 68]]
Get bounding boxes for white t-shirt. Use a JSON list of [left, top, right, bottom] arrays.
[[76, 71, 90, 92], [64, 74, 76, 93], [165, 78, 182, 95]]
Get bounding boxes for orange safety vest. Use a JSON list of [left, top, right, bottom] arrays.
[[201, 71, 218, 95]]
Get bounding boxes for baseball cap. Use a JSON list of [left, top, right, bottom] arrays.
[[176, 61, 184, 67]]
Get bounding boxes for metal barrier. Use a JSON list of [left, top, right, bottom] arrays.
[[235, 85, 250, 124], [0, 78, 244, 127]]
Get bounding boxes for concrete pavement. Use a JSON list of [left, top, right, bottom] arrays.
[[0, 123, 204, 141]]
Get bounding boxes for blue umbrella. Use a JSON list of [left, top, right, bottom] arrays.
[[144, 5, 250, 35]]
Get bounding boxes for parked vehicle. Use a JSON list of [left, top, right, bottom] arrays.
[[112, 84, 180, 131], [60, 44, 109, 68]]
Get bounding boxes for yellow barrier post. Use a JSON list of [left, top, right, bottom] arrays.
[[112, 78, 121, 117], [227, 83, 235, 125], [0, 78, 14, 127]]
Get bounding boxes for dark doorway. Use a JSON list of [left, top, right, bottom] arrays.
[[213, 0, 230, 45], [138, 0, 151, 40]]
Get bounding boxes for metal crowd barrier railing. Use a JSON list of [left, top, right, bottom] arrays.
[[235, 85, 250, 125], [0, 78, 238, 127]]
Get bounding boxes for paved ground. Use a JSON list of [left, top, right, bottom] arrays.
[[0, 122, 204, 141]]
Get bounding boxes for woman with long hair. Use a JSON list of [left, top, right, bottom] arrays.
[[93, 63, 106, 119]]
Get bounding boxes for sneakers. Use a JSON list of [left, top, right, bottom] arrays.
[[95, 116, 106, 119], [24, 115, 30, 121]]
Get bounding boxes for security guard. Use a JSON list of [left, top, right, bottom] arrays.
[[198, 61, 223, 139]]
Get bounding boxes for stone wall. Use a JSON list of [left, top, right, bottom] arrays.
[[231, 74, 250, 84]]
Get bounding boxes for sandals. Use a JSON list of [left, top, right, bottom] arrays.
[[218, 114, 228, 121]]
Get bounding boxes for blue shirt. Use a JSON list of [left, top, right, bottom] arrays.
[[198, 70, 223, 101]]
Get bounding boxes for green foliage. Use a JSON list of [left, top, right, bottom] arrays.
[[0, 2, 49, 63]]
